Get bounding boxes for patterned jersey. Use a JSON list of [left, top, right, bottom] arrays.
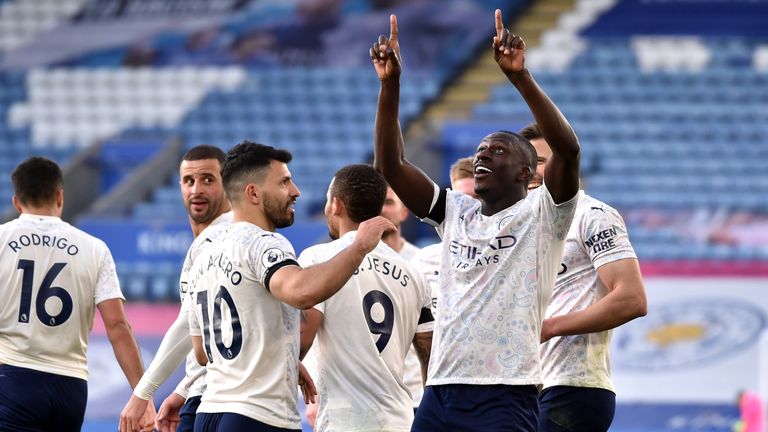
[[188, 221, 301, 429], [422, 183, 576, 385], [0, 214, 123, 380], [299, 232, 433, 432], [540, 192, 636, 391], [133, 212, 233, 400]]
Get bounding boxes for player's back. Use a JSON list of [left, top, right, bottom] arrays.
[[300, 234, 432, 431], [188, 221, 301, 429], [0, 214, 120, 380]]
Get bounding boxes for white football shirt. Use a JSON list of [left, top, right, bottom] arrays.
[[0, 214, 123, 381], [422, 183, 577, 386], [411, 243, 441, 317], [397, 238, 426, 409], [134, 211, 232, 400], [188, 221, 301, 429], [299, 232, 433, 432], [540, 192, 636, 391]]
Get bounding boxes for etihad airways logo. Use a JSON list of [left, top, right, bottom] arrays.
[[449, 235, 517, 269]]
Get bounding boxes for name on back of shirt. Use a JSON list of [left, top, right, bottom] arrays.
[[190, 250, 243, 292], [353, 255, 410, 287], [7, 233, 79, 256]]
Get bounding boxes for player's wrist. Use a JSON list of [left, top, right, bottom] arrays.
[[505, 68, 531, 84]]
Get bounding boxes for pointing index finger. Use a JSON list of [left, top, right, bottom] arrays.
[[495, 9, 504, 38], [390, 14, 398, 42]]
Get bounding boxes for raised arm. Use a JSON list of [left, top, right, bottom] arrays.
[[494, 9, 580, 203], [269, 216, 394, 309], [371, 14, 437, 218]]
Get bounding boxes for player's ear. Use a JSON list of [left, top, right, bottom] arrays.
[[331, 196, 345, 217], [518, 165, 532, 182], [245, 183, 261, 205], [12, 195, 22, 213], [56, 188, 64, 209]]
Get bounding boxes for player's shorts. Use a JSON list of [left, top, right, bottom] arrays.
[[0, 363, 87, 432], [178, 395, 202, 432], [194, 412, 301, 432], [411, 384, 538, 432], [538, 385, 615, 432]]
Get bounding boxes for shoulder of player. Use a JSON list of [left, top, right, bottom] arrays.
[[68, 225, 111, 254], [413, 242, 441, 259], [578, 194, 623, 220]]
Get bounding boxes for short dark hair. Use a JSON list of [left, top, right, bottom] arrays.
[[330, 164, 387, 223], [12, 157, 63, 207], [221, 141, 293, 202], [483, 130, 537, 174], [519, 123, 543, 141], [182, 144, 226, 165]]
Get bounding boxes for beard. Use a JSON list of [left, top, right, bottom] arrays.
[[264, 194, 295, 229], [186, 197, 221, 224]]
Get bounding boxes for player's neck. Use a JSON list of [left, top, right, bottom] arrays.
[[19, 206, 60, 218], [479, 187, 526, 216], [190, 220, 209, 238], [381, 230, 404, 252], [336, 218, 360, 238], [232, 210, 275, 232], [189, 210, 228, 238]]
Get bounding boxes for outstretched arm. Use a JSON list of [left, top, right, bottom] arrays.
[[541, 258, 647, 342], [269, 216, 394, 309], [494, 9, 580, 203], [371, 14, 437, 218]]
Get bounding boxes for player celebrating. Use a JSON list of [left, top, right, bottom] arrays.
[[522, 123, 647, 432], [120, 145, 231, 432], [187, 142, 394, 431], [299, 164, 433, 431], [370, 10, 580, 431], [412, 156, 478, 320], [0, 157, 154, 432]]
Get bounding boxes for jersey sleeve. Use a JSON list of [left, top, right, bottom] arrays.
[[413, 271, 434, 334], [248, 232, 299, 292], [580, 205, 637, 269], [537, 183, 578, 241], [421, 182, 447, 228], [133, 300, 193, 400], [188, 295, 202, 337], [94, 243, 125, 304], [298, 246, 326, 314]]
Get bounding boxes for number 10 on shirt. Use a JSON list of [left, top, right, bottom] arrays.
[[196, 286, 243, 363]]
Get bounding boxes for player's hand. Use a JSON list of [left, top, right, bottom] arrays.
[[140, 399, 157, 432], [119, 394, 152, 432], [305, 400, 319, 429], [155, 392, 185, 432], [493, 9, 526, 76], [353, 216, 396, 255], [298, 361, 317, 404], [370, 14, 401, 82]]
